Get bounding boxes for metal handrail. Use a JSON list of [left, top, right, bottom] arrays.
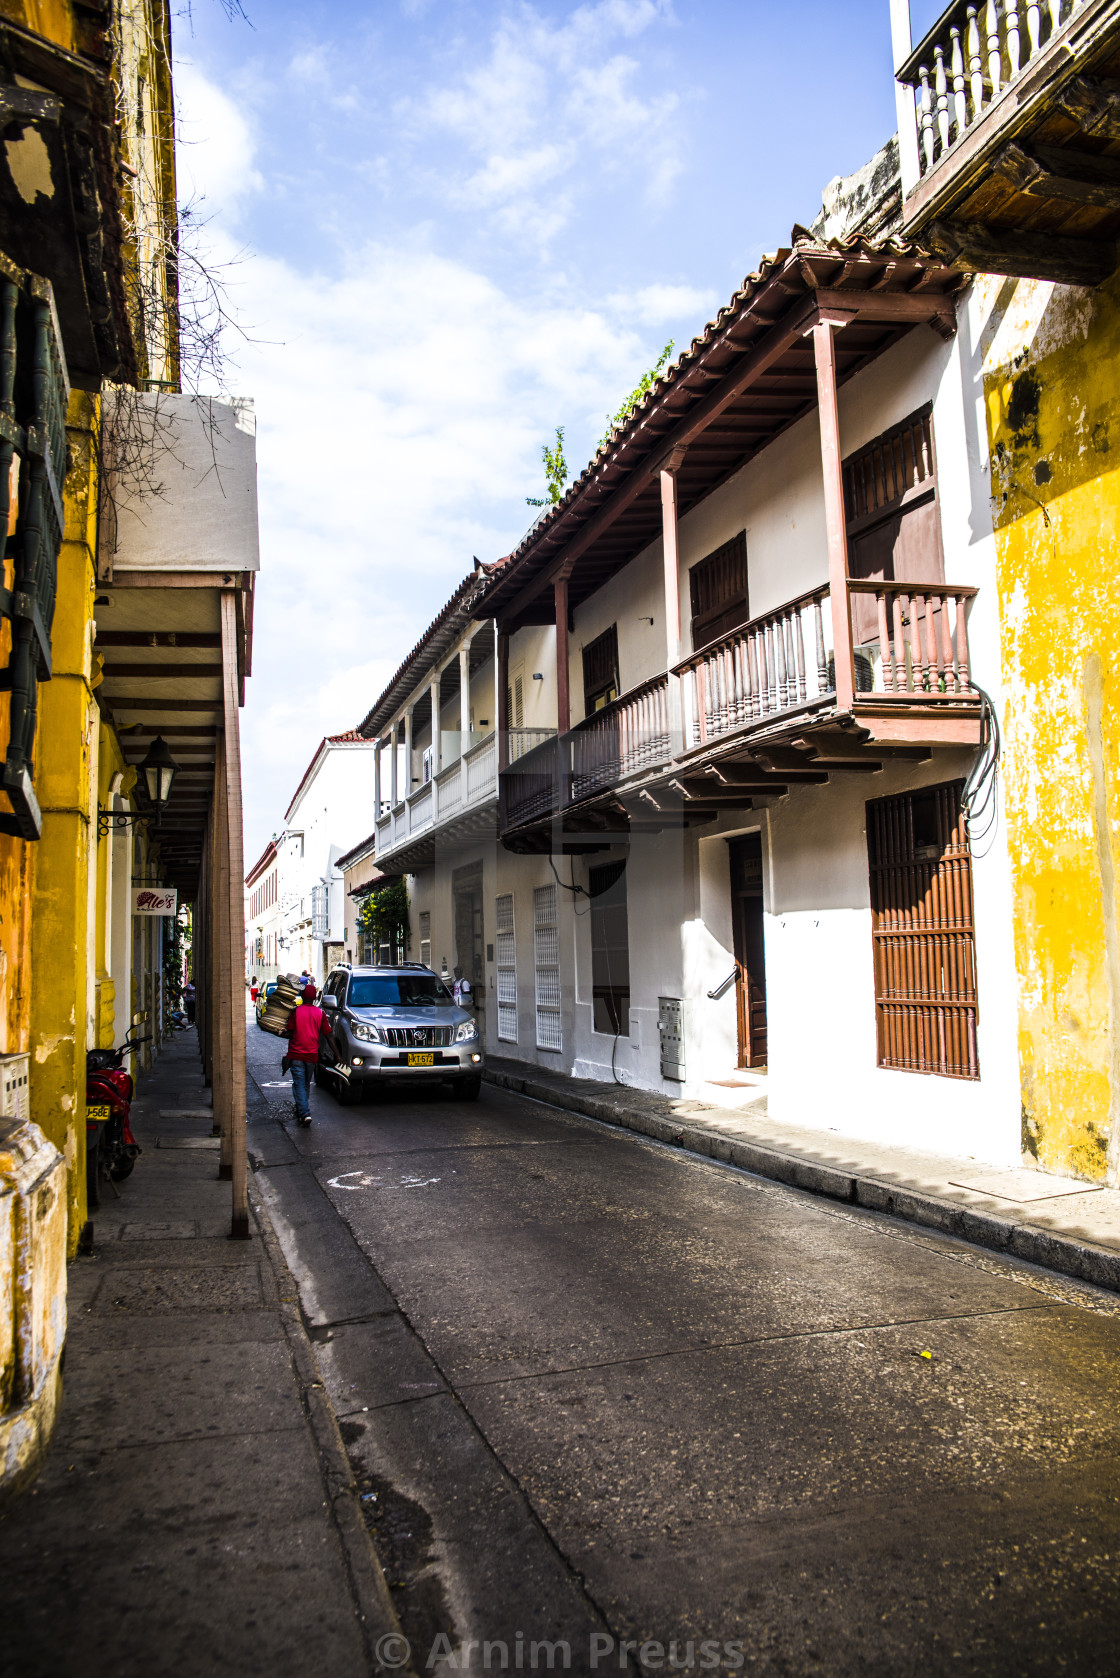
[[707, 968, 738, 1001]]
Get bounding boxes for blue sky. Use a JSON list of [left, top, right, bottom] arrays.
[[172, 0, 914, 858]]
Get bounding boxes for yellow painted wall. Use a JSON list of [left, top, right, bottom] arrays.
[[29, 390, 99, 1250], [985, 271, 1120, 1183]]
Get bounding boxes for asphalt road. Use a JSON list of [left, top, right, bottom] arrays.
[[246, 1020, 1120, 1678]]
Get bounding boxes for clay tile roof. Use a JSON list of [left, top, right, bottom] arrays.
[[356, 556, 514, 740], [478, 232, 965, 623]]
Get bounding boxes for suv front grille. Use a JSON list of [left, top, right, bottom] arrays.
[[377, 1026, 454, 1048]]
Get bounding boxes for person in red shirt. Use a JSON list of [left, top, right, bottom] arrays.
[[284, 984, 330, 1128]]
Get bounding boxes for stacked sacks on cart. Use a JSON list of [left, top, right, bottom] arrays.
[[259, 973, 304, 1037]]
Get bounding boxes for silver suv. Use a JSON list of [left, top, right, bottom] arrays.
[[316, 964, 483, 1103]]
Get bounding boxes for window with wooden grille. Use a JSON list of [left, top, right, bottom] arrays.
[[688, 531, 748, 651], [582, 625, 619, 714], [533, 884, 561, 1050], [844, 405, 944, 648], [589, 860, 630, 1036], [495, 893, 517, 1043], [867, 781, 979, 1080]]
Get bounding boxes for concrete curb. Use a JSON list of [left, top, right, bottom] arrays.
[[248, 1179, 415, 1677], [484, 1065, 1120, 1297]]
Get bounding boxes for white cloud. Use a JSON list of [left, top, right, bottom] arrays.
[[174, 56, 262, 216], [404, 0, 683, 246], [610, 282, 720, 327]]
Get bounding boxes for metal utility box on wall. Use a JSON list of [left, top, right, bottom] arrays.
[[0, 1053, 30, 1124], [658, 997, 685, 1082]]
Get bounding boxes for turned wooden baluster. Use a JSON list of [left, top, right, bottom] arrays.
[[920, 592, 939, 692], [894, 592, 909, 690], [1026, 1, 1042, 55], [917, 64, 936, 173], [1006, 2, 1021, 76], [774, 618, 788, 710], [747, 632, 761, 719], [877, 589, 895, 691], [934, 45, 951, 156], [936, 594, 956, 693], [814, 595, 828, 695], [986, 0, 1003, 98], [966, 6, 985, 117], [794, 607, 807, 702], [697, 661, 709, 744], [954, 595, 971, 691], [950, 25, 967, 140]]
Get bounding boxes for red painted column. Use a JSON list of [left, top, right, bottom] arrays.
[[811, 317, 856, 712]]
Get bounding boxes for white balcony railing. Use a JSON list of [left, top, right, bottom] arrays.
[[375, 731, 499, 862], [897, 0, 1088, 183]]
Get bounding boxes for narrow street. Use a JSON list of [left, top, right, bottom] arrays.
[[246, 1021, 1120, 1677]]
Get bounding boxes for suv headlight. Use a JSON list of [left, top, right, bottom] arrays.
[[454, 1020, 478, 1042], [352, 1021, 383, 1043]]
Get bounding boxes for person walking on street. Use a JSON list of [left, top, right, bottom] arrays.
[[183, 979, 196, 1025], [284, 983, 330, 1128]]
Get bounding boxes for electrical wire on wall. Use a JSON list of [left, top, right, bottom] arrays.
[[962, 685, 1002, 858]]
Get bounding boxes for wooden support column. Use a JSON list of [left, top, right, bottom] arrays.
[[660, 448, 687, 754], [403, 704, 414, 798], [496, 628, 509, 772], [389, 718, 399, 808], [429, 676, 441, 776], [373, 737, 382, 818], [458, 646, 471, 738], [554, 576, 570, 736], [221, 590, 249, 1240], [212, 735, 232, 1161], [811, 317, 856, 713]]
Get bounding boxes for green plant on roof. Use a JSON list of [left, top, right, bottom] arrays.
[[599, 341, 674, 449], [526, 426, 569, 508]]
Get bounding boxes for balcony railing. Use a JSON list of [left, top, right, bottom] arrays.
[[500, 575, 979, 833], [678, 586, 833, 750], [898, 0, 1088, 181], [571, 674, 670, 800], [509, 726, 557, 763], [850, 581, 977, 697], [375, 730, 499, 859]]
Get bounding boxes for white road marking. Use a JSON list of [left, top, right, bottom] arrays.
[[326, 1170, 441, 1191]]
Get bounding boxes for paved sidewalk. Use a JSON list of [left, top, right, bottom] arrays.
[[0, 1029, 400, 1678], [485, 1056, 1120, 1294]]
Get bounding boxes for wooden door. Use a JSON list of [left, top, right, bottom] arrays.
[[728, 836, 767, 1068]]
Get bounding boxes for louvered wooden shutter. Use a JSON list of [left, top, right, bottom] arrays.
[[689, 531, 748, 650], [866, 781, 979, 1080]]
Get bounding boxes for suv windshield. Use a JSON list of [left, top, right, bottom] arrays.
[[347, 974, 452, 1008]]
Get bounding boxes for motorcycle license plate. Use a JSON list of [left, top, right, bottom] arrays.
[[88, 1104, 111, 1123], [406, 1052, 435, 1067]]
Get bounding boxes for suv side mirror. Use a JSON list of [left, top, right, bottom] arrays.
[[321, 993, 338, 1010]]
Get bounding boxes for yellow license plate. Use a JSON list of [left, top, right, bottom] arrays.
[[88, 1104, 111, 1122], [406, 1052, 435, 1067]]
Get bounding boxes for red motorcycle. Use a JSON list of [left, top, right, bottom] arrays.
[[86, 1027, 149, 1208]]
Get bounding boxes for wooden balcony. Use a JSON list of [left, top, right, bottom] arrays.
[[893, 0, 1120, 284], [500, 580, 983, 848], [375, 731, 507, 872]]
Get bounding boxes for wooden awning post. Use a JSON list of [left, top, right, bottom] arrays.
[[389, 718, 399, 808], [660, 450, 687, 754], [403, 704, 414, 798], [221, 590, 249, 1240], [496, 629, 509, 772], [372, 738, 381, 819], [554, 575, 570, 736], [429, 674, 442, 776], [213, 734, 233, 1168], [458, 646, 471, 739], [811, 316, 857, 713]]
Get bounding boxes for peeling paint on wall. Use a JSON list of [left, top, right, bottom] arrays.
[[984, 271, 1120, 1181]]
